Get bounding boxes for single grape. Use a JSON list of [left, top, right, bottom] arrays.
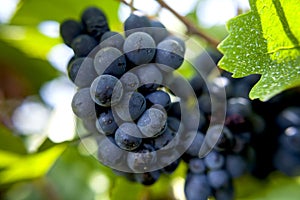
[[90, 75, 123, 107], [137, 105, 167, 138], [67, 57, 98, 88], [127, 143, 157, 172], [115, 122, 142, 151], [120, 72, 140, 92], [225, 154, 248, 178], [71, 34, 98, 57], [189, 158, 206, 174], [135, 64, 163, 93], [81, 6, 109, 40], [184, 173, 212, 200], [277, 107, 300, 130], [164, 35, 186, 51], [81, 6, 107, 22], [96, 109, 118, 135], [97, 136, 124, 167], [280, 126, 300, 153], [100, 31, 125, 51], [123, 32, 156, 65], [124, 13, 151, 37], [204, 150, 225, 170], [207, 170, 231, 189], [113, 91, 146, 121], [60, 19, 82, 46], [94, 47, 126, 77], [227, 97, 252, 117], [145, 90, 171, 109], [149, 20, 169, 44], [71, 88, 95, 119], [155, 39, 185, 70]]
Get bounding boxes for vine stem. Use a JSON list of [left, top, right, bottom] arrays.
[[155, 0, 220, 48], [129, 0, 135, 12], [117, 0, 220, 48], [118, 0, 137, 11]]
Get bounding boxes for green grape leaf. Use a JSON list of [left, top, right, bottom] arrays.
[[0, 144, 66, 185], [218, 0, 300, 101]]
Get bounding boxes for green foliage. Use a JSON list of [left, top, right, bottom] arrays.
[[0, 143, 66, 186], [11, 0, 120, 30], [47, 146, 113, 200], [0, 125, 27, 154], [0, 40, 59, 95], [0, 24, 61, 59], [218, 0, 300, 101], [1, 0, 300, 199], [235, 173, 300, 200]]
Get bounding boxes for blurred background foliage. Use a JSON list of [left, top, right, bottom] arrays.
[[0, 0, 299, 199]]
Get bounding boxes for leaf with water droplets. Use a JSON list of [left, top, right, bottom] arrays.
[[218, 0, 300, 101]]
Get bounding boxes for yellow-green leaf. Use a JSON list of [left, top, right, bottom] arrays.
[[218, 0, 300, 101], [0, 144, 66, 185]]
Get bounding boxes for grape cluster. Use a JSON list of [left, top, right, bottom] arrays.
[[61, 7, 197, 185], [182, 51, 262, 200], [61, 6, 300, 200], [251, 87, 300, 178], [184, 49, 300, 199]]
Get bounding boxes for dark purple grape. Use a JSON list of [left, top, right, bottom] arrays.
[[127, 143, 157, 172], [60, 19, 82, 46], [124, 13, 151, 37], [184, 173, 212, 200], [207, 170, 231, 189], [204, 150, 225, 170], [145, 90, 171, 109], [81, 7, 109, 40], [96, 109, 118, 135], [100, 31, 125, 50], [90, 75, 123, 107], [115, 123, 142, 151], [71, 34, 98, 57], [189, 158, 206, 174], [123, 32, 156, 65], [155, 39, 185, 70]]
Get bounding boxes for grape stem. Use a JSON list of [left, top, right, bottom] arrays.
[[118, 0, 137, 11], [117, 0, 220, 48], [155, 0, 220, 48], [129, 0, 135, 12]]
